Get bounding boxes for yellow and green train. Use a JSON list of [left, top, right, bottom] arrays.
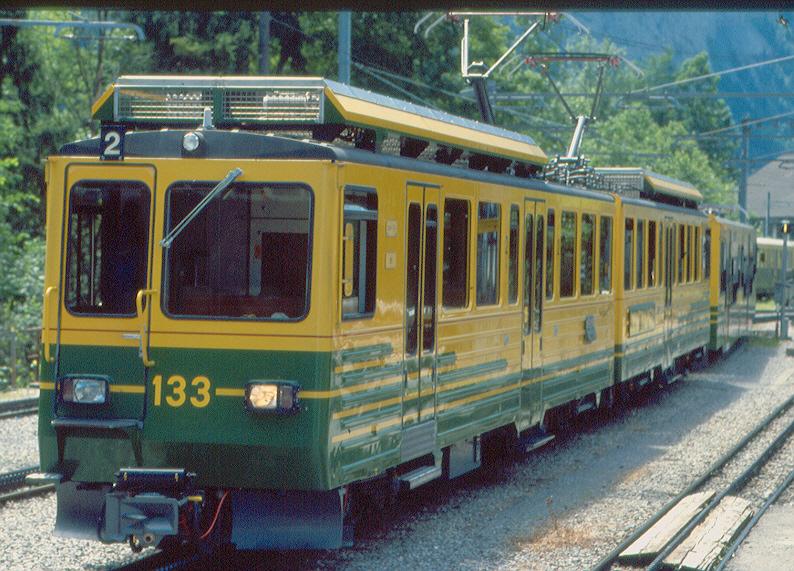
[[32, 76, 754, 551]]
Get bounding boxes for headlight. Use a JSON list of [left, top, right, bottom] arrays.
[[61, 377, 108, 405], [245, 382, 300, 415], [182, 132, 201, 152]]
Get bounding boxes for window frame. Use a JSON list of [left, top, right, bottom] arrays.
[[559, 210, 577, 298], [442, 197, 471, 310], [580, 212, 596, 296], [64, 179, 152, 318], [508, 204, 520, 305], [160, 180, 315, 323], [636, 219, 645, 290], [599, 215, 613, 294], [624, 217, 634, 291], [342, 185, 379, 320], [476, 201, 501, 307], [545, 208, 556, 300]]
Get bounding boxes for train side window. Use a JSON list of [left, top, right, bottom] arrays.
[[560, 211, 577, 298], [545, 209, 555, 300], [648, 221, 657, 287], [704, 229, 711, 279], [580, 213, 595, 296], [636, 219, 645, 289], [423, 205, 438, 351], [508, 205, 520, 304], [534, 214, 544, 332], [476, 202, 501, 306], [342, 188, 378, 319], [720, 240, 727, 293], [443, 198, 469, 308], [678, 225, 686, 284], [686, 224, 692, 283], [694, 227, 700, 282], [523, 212, 534, 335], [599, 216, 613, 293], [406, 204, 421, 355], [624, 218, 634, 291]]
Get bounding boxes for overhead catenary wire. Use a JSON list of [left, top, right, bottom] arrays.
[[633, 52, 794, 94], [686, 109, 794, 139]]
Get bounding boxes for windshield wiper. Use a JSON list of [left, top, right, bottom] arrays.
[[160, 168, 243, 249]]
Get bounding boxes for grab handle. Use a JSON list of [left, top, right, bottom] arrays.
[[43, 286, 58, 363], [135, 289, 157, 367]]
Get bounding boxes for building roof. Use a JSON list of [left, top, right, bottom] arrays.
[[746, 153, 794, 219]]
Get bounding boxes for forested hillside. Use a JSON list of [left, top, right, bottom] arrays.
[[573, 11, 792, 129], [0, 10, 745, 362]]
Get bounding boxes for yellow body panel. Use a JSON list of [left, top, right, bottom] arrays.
[[326, 90, 548, 165]]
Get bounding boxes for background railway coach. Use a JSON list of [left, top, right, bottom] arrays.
[[30, 76, 754, 553], [755, 236, 794, 303]]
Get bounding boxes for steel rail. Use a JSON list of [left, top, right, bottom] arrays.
[[589, 391, 794, 571], [0, 465, 39, 491], [111, 545, 227, 571], [714, 466, 794, 571], [0, 484, 54, 504], [0, 396, 38, 418], [646, 414, 794, 570], [0, 406, 38, 420]]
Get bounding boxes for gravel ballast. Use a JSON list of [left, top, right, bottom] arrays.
[[1, 334, 792, 570]]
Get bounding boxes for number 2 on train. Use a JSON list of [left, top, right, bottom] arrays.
[[152, 374, 211, 408]]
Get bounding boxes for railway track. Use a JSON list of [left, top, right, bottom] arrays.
[[0, 396, 38, 419], [111, 544, 232, 571], [591, 392, 794, 571], [0, 464, 54, 504]]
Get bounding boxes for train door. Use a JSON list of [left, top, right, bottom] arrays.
[[521, 200, 544, 425], [402, 183, 440, 460], [48, 164, 156, 424], [664, 222, 675, 365]]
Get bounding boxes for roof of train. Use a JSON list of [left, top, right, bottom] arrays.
[[91, 75, 548, 167], [757, 237, 794, 246], [594, 167, 703, 203]]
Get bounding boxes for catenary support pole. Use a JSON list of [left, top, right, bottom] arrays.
[[258, 12, 271, 74], [338, 12, 351, 84], [766, 192, 770, 236], [739, 118, 750, 223]]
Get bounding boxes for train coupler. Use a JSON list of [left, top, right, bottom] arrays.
[[101, 468, 197, 549]]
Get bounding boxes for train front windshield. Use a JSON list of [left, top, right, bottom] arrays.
[[163, 182, 313, 320]]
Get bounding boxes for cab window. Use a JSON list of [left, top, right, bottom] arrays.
[[65, 181, 150, 316], [164, 182, 312, 320]]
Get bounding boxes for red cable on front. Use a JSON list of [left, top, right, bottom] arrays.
[[199, 490, 230, 540]]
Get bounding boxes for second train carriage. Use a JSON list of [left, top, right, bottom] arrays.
[[33, 76, 754, 550]]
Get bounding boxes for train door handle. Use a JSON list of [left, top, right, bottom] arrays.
[[135, 289, 157, 367], [43, 286, 58, 363]]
